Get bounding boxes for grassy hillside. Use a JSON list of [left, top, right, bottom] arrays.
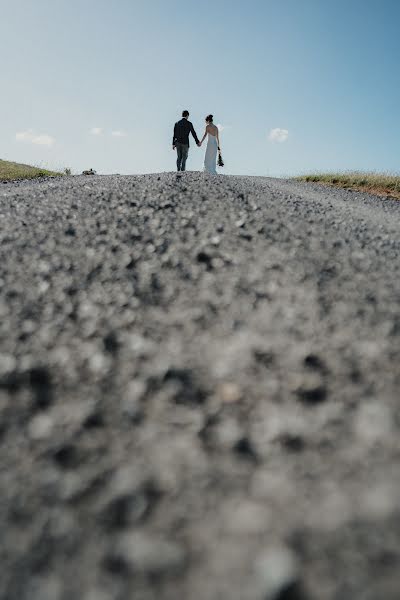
[[296, 172, 400, 199], [0, 159, 62, 181]]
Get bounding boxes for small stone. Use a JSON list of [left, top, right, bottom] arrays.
[[211, 257, 224, 269], [0, 353, 17, 377], [59, 471, 98, 502], [163, 367, 206, 405], [254, 545, 303, 600], [60, 471, 84, 502], [65, 225, 76, 236], [21, 319, 36, 334], [293, 373, 327, 404], [88, 352, 111, 375], [108, 532, 186, 576], [29, 414, 54, 440], [196, 249, 213, 267], [303, 353, 326, 372], [101, 492, 148, 530], [126, 334, 155, 358], [122, 379, 147, 421], [217, 382, 242, 404], [215, 417, 243, 447], [100, 466, 160, 529], [83, 404, 105, 429]]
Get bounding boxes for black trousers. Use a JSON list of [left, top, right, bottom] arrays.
[[176, 143, 189, 171]]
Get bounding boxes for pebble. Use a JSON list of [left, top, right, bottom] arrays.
[[292, 373, 327, 404], [108, 532, 186, 576], [0, 353, 17, 377], [88, 352, 111, 375], [254, 545, 302, 600], [216, 382, 242, 404], [126, 333, 155, 358], [215, 417, 243, 447], [121, 379, 147, 421], [100, 466, 160, 529], [29, 414, 54, 440], [163, 367, 206, 405]]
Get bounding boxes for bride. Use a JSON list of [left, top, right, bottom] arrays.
[[200, 115, 220, 175]]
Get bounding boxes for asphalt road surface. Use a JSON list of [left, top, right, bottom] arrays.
[[0, 173, 399, 600]]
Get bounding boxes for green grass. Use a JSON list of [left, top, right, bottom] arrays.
[[295, 171, 400, 199], [0, 159, 63, 181]]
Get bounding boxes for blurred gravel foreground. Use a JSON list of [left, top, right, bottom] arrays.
[[0, 172, 399, 599]]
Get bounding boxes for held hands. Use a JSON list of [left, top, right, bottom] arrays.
[[197, 141, 201, 147]]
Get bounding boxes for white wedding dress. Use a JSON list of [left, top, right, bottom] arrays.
[[204, 133, 218, 175]]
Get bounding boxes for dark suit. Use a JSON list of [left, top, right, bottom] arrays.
[[173, 118, 200, 171]]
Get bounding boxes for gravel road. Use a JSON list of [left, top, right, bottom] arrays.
[[0, 173, 399, 600]]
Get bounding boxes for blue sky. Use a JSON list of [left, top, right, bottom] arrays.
[[1, 0, 399, 176]]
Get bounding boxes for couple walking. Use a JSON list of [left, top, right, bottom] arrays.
[[173, 110, 222, 174]]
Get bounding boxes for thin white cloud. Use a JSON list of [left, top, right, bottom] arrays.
[[16, 129, 55, 147], [90, 127, 103, 135], [268, 128, 289, 143], [111, 130, 128, 137]]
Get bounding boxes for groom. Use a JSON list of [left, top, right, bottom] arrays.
[[172, 110, 200, 172]]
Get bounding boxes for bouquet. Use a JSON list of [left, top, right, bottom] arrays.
[[218, 147, 224, 168]]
